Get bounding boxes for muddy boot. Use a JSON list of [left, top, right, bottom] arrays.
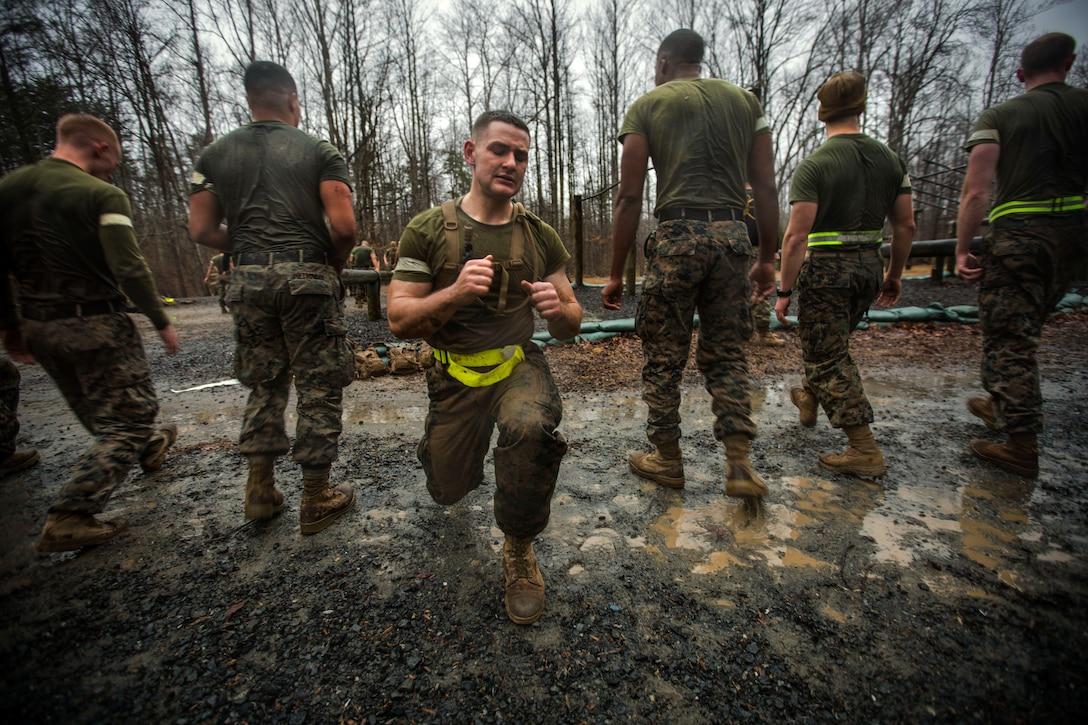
[[819, 424, 886, 477], [139, 423, 178, 473], [970, 433, 1038, 478], [244, 454, 285, 521], [966, 396, 997, 431], [756, 331, 785, 347], [724, 434, 769, 499], [299, 466, 354, 535], [790, 387, 818, 427], [0, 449, 40, 479], [503, 535, 545, 625], [628, 441, 684, 488], [37, 512, 125, 552]]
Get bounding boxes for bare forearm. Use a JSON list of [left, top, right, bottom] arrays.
[[610, 196, 642, 279], [546, 300, 583, 341]]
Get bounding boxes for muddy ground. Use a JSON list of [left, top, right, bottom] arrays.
[[2, 277, 1087, 724]]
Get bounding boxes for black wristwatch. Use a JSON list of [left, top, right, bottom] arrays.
[[776, 287, 793, 298]]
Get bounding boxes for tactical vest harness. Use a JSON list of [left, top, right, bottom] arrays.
[[431, 198, 540, 387]]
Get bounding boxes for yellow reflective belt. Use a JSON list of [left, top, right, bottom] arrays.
[[988, 195, 1085, 223], [807, 230, 884, 246], [433, 345, 525, 387]]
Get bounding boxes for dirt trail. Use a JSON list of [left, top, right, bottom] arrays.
[[1, 293, 1086, 724]]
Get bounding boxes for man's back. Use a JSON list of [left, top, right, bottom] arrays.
[[0, 158, 128, 304], [973, 82, 1088, 204], [193, 120, 349, 255], [620, 78, 766, 213]]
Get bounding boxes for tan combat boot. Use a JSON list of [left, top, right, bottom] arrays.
[[628, 440, 684, 488], [139, 423, 178, 473], [724, 434, 769, 499], [819, 424, 886, 477], [37, 512, 124, 552], [756, 331, 785, 347], [0, 449, 40, 479], [299, 466, 354, 535], [244, 454, 285, 521], [503, 535, 545, 625], [790, 387, 818, 427], [970, 433, 1038, 478], [966, 396, 997, 430]]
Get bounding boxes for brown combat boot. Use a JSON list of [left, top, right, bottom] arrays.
[[37, 512, 124, 552], [0, 449, 40, 479], [503, 535, 545, 625], [299, 466, 354, 535], [790, 387, 818, 427], [756, 331, 785, 347], [244, 454, 285, 521], [724, 434, 768, 499], [628, 441, 684, 488], [966, 396, 997, 430], [819, 424, 886, 477], [970, 433, 1038, 478], [139, 423, 178, 473]]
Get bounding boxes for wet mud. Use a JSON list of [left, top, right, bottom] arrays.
[[1, 291, 1086, 723]]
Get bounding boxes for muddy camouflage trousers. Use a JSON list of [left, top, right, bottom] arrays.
[[979, 223, 1087, 434], [636, 219, 756, 447], [418, 345, 567, 539], [1, 356, 20, 459], [22, 313, 159, 514], [796, 248, 884, 429], [229, 262, 355, 468]]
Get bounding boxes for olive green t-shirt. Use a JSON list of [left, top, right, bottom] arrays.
[[190, 120, 352, 256], [619, 78, 769, 214], [350, 244, 375, 269], [394, 202, 570, 352], [965, 81, 1088, 208], [0, 157, 168, 329], [789, 134, 911, 234]]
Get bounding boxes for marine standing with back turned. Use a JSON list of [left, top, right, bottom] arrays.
[[774, 72, 915, 477], [188, 61, 359, 534], [603, 28, 780, 501], [956, 32, 1088, 478]]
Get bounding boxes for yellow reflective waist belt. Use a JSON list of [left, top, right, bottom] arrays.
[[433, 345, 525, 387], [807, 230, 883, 246], [988, 196, 1085, 223]]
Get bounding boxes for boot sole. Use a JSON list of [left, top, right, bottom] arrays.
[[244, 500, 285, 521], [0, 451, 41, 478], [969, 440, 1038, 478], [300, 489, 355, 535], [818, 460, 887, 477], [140, 424, 178, 473], [37, 520, 125, 552], [628, 460, 684, 488]]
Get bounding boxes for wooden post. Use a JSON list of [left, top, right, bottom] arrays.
[[571, 193, 584, 287]]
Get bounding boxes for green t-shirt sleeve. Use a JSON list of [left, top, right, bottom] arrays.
[[98, 191, 169, 329], [964, 108, 1001, 151], [789, 158, 820, 205], [393, 209, 442, 284], [536, 219, 571, 278], [318, 141, 353, 189]]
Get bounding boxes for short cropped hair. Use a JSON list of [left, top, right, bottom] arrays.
[[471, 110, 530, 140], [244, 61, 297, 111], [659, 29, 704, 64], [1021, 33, 1076, 78], [56, 114, 120, 153]]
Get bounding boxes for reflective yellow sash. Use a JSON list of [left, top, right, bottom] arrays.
[[807, 230, 884, 246], [988, 196, 1085, 223], [433, 345, 525, 387]]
